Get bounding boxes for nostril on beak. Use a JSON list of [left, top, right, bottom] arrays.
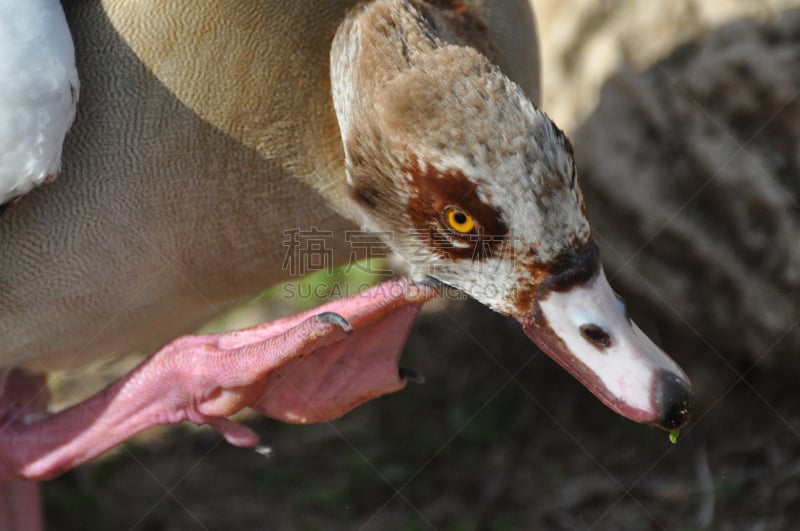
[[654, 370, 693, 430], [580, 323, 611, 350]]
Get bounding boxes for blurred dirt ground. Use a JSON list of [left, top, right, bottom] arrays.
[[44, 291, 800, 530]]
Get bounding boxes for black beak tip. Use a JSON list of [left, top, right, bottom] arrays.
[[654, 371, 693, 431]]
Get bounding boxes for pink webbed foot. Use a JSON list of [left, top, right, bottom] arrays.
[[0, 278, 435, 481]]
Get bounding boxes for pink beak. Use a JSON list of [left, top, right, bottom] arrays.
[[517, 248, 692, 430]]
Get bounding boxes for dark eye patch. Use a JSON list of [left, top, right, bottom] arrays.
[[403, 153, 508, 260]]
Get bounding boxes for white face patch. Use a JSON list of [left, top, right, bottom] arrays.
[[416, 255, 522, 314], [538, 267, 687, 414]]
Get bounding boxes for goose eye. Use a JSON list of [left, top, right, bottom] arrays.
[[443, 206, 475, 234]]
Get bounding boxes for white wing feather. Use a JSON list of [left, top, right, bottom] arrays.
[[0, 0, 79, 205]]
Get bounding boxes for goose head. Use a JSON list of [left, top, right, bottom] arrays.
[[332, 0, 692, 430]]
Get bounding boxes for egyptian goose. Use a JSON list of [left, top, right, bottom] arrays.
[[1, 1, 692, 527]]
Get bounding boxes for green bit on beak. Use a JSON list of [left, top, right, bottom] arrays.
[[669, 429, 681, 444]]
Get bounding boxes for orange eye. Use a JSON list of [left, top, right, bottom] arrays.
[[443, 206, 475, 234]]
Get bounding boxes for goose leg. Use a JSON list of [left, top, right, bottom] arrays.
[[0, 370, 46, 531], [0, 479, 43, 531], [0, 279, 434, 482]]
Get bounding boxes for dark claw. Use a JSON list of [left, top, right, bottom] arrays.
[[415, 275, 444, 289], [399, 367, 426, 384], [315, 312, 351, 332]]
